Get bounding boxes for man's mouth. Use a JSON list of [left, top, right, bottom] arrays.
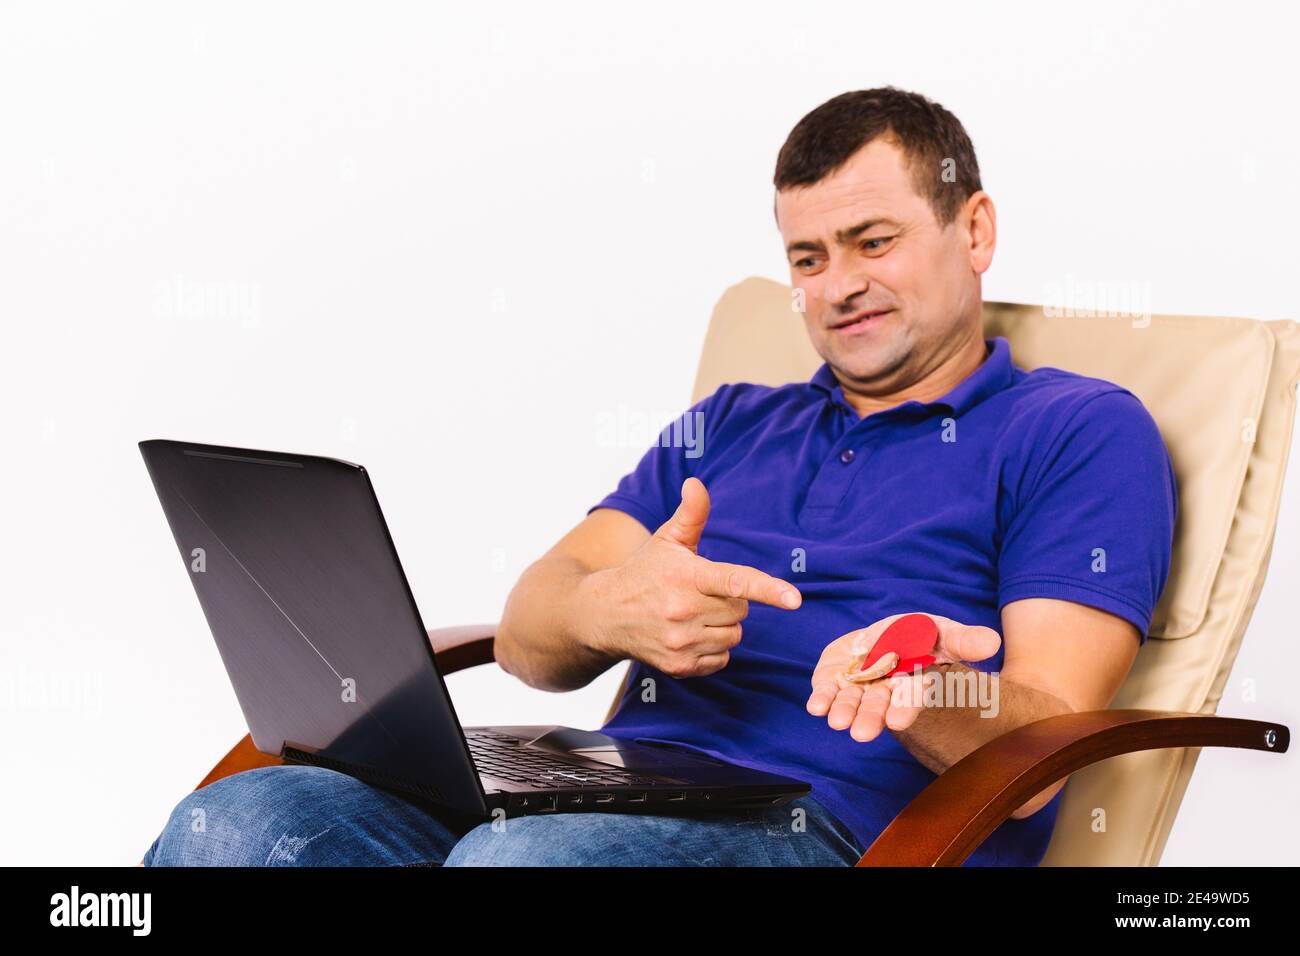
[[829, 308, 893, 333]]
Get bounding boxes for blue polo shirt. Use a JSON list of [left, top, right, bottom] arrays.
[[588, 336, 1177, 865]]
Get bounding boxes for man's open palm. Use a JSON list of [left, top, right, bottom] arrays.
[[806, 614, 1002, 742]]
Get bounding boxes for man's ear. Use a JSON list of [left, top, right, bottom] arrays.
[[964, 191, 997, 274]]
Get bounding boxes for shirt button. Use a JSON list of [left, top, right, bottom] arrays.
[[839, 448, 856, 464]]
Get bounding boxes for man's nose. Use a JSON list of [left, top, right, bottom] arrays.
[[822, 259, 872, 315]]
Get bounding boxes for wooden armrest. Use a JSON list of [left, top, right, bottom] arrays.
[[856, 709, 1290, 867], [195, 623, 499, 791], [426, 623, 497, 674]]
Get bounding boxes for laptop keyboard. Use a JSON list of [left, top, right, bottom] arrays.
[[466, 731, 663, 789]]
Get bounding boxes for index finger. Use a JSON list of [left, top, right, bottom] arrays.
[[692, 558, 801, 610]]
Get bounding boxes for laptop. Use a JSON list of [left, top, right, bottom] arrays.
[[139, 439, 810, 822]]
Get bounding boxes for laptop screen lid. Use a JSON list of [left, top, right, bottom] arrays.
[[139, 439, 487, 817]]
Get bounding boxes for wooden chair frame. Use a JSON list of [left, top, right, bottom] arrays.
[[194, 624, 1290, 867]]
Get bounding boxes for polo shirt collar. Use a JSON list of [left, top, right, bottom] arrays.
[[808, 336, 1014, 417]]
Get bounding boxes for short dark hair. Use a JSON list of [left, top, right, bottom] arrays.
[[773, 87, 982, 227]]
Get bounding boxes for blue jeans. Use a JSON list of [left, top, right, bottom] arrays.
[[142, 765, 863, 866]]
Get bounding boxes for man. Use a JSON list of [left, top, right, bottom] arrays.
[[142, 87, 1176, 867]]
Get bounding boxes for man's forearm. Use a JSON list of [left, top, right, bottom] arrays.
[[894, 664, 1074, 818], [494, 556, 623, 693]]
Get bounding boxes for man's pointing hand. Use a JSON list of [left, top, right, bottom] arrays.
[[586, 477, 802, 678]]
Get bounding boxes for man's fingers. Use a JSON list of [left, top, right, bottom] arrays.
[[825, 683, 863, 731], [699, 622, 743, 651], [689, 651, 731, 676], [698, 596, 748, 627], [849, 683, 891, 741], [937, 621, 1002, 664], [656, 625, 738, 678], [692, 558, 801, 610], [883, 673, 926, 732], [652, 477, 711, 551], [807, 676, 841, 716]]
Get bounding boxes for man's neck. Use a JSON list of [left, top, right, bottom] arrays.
[[837, 331, 988, 419]]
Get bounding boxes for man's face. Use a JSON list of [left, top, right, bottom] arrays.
[[775, 136, 989, 394]]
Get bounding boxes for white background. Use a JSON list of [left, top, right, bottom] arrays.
[[1, 1, 1296, 866]]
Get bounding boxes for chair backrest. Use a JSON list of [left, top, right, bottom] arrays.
[[676, 276, 1300, 865]]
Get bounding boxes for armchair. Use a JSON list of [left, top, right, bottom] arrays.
[[190, 279, 1300, 866]]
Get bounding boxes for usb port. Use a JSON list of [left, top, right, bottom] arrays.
[[627, 792, 647, 803], [564, 794, 584, 806], [666, 791, 687, 802], [594, 793, 615, 804]]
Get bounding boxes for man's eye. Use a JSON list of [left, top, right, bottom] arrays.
[[793, 257, 818, 269], [861, 237, 894, 252]]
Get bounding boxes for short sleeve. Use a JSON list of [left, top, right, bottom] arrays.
[[997, 389, 1178, 643], [587, 393, 714, 533]]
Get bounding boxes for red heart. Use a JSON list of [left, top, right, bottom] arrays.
[[857, 613, 939, 677]]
